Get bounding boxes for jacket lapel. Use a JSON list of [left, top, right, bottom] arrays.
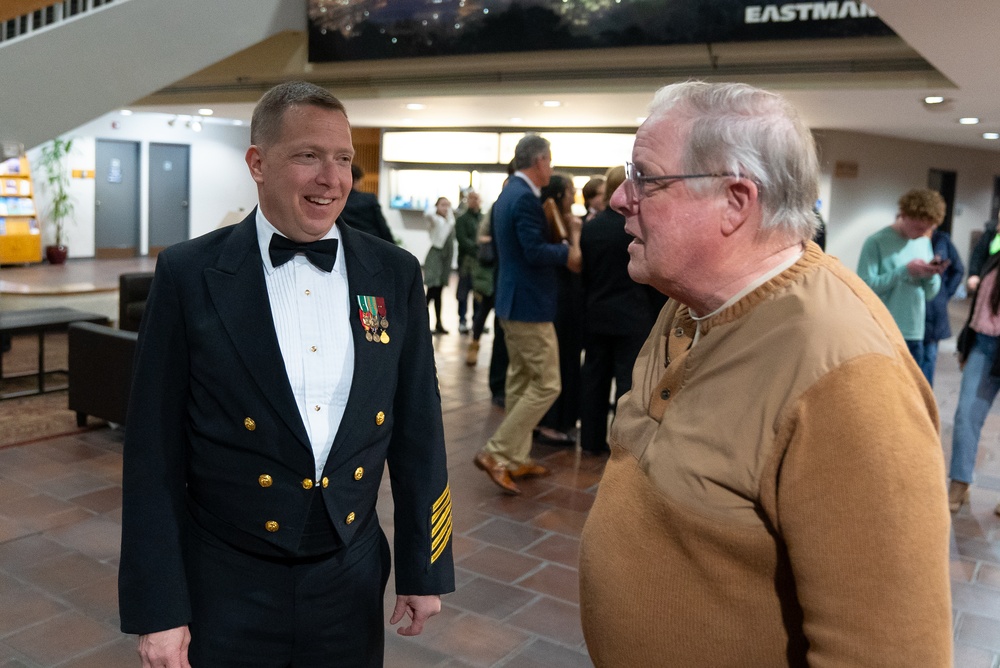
[[328, 224, 391, 460], [204, 212, 310, 448]]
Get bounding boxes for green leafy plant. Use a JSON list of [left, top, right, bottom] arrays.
[[36, 138, 74, 247]]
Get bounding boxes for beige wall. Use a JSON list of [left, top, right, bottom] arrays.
[[816, 129, 1000, 274]]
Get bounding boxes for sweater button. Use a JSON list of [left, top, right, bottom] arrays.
[[660, 389, 670, 400]]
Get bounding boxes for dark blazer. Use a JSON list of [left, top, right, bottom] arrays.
[[493, 175, 569, 322], [580, 207, 665, 336], [339, 189, 394, 243], [924, 229, 964, 342], [118, 212, 453, 635]]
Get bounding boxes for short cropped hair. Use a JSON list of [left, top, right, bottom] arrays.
[[582, 177, 605, 203], [603, 165, 626, 205], [513, 134, 551, 171], [898, 189, 946, 224], [251, 81, 347, 148], [541, 173, 573, 208], [350, 164, 365, 183], [647, 81, 819, 242]]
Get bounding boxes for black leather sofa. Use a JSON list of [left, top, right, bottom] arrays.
[[118, 272, 154, 332], [68, 321, 138, 427]]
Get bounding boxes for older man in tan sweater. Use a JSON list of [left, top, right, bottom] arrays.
[[579, 81, 952, 666]]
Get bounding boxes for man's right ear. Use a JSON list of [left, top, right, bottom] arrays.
[[245, 146, 264, 184]]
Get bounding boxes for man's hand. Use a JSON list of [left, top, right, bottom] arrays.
[[390, 594, 441, 636], [906, 258, 947, 278], [138, 626, 191, 668]]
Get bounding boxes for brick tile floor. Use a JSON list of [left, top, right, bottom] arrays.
[[0, 302, 997, 666]]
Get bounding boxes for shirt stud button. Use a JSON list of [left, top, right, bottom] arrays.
[[265, 520, 279, 532]]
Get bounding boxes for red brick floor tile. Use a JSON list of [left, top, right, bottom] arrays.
[[383, 632, 451, 668], [0, 477, 38, 505], [457, 545, 544, 583], [421, 613, 531, 667], [0, 585, 68, 636], [546, 465, 604, 492], [19, 552, 118, 595], [33, 472, 113, 501], [0, 534, 73, 572], [506, 596, 584, 647], [516, 563, 580, 604], [57, 637, 137, 668], [4, 611, 121, 666], [61, 574, 120, 627], [0, 493, 94, 533], [525, 534, 581, 569], [46, 515, 122, 562], [67, 486, 122, 514], [529, 507, 590, 538], [957, 612, 1000, 652], [447, 576, 537, 619], [465, 518, 548, 551], [952, 514, 988, 539], [953, 641, 999, 667], [477, 494, 551, 523], [951, 558, 977, 583], [503, 638, 593, 668], [976, 562, 1000, 590], [534, 487, 595, 513]]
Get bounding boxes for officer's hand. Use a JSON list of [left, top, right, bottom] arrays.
[[390, 594, 441, 636], [138, 626, 191, 668]]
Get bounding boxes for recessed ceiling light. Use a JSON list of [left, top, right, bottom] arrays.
[[189, 120, 202, 132], [541, 100, 562, 108], [960, 117, 980, 125], [984, 132, 1000, 140], [232, 120, 244, 126], [509, 117, 523, 123], [198, 108, 214, 116], [923, 96, 945, 104], [119, 109, 133, 116], [405, 103, 426, 111]]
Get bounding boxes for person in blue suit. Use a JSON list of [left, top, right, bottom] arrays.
[[118, 81, 453, 667], [473, 134, 581, 495]]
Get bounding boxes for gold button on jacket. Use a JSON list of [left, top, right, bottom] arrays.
[[321, 477, 329, 488], [375, 411, 385, 425], [301, 478, 314, 490], [258, 474, 272, 488], [244, 417, 256, 431], [345, 512, 355, 524], [265, 520, 279, 532], [354, 467, 364, 481]]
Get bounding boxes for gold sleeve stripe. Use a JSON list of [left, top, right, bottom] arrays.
[[431, 521, 452, 564], [430, 483, 453, 564], [432, 484, 451, 513], [431, 498, 452, 535]]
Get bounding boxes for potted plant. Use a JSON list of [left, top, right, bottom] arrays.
[[36, 137, 74, 264]]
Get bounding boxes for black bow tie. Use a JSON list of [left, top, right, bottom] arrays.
[[268, 234, 338, 272]]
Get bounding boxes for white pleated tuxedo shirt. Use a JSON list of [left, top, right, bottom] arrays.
[[255, 209, 354, 479]]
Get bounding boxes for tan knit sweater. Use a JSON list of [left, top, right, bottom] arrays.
[[579, 243, 952, 667]]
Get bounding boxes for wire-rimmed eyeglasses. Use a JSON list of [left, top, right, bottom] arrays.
[[624, 161, 740, 199]]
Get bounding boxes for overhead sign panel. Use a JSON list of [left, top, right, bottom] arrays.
[[308, 0, 892, 63]]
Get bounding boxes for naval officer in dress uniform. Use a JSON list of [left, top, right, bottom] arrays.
[[118, 81, 454, 667]]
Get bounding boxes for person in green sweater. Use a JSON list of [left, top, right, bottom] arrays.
[[454, 191, 483, 334], [857, 189, 949, 364]]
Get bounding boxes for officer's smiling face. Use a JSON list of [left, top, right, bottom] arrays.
[[246, 104, 355, 242]]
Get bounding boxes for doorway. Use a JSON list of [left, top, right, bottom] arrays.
[[148, 143, 190, 256], [927, 168, 956, 236], [94, 139, 140, 258]]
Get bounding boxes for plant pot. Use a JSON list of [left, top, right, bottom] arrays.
[[45, 245, 68, 265]]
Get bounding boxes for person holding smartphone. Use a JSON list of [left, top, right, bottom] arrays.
[[857, 188, 950, 368]]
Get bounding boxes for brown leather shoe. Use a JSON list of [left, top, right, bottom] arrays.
[[474, 451, 521, 495], [508, 462, 551, 479]]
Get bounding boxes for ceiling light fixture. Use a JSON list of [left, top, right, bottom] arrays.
[[923, 96, 945, 104], [198, 108, 214, 116], [119, 109, 133, 116], [541, 100, 562, 108], [960, 117, 980, 125], [984, 132, 1000, 140], [405, 103, 426, 111]]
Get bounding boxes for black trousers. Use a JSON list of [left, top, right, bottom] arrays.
[[579, 330, 646, 453], [185, 519, 391, 667]]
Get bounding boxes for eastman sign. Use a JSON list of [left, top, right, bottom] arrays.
[[308, 0, 892, 63]]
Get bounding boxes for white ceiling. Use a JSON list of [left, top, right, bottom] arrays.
[[130, 0, 1000, 152]]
